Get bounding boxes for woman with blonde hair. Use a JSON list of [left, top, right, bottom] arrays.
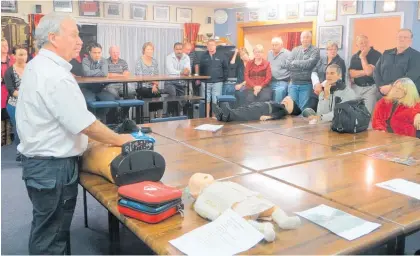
[[244, 44, 272, 104], [372, 77, 420, 137]]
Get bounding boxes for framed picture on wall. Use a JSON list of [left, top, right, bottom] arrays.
[[318, 25, 343, 49], [383, 0, 396, 12], [1, 0, 18, 13], [154, 6, 170, 22], [266, 7, 278, 20], [130, 3, 147, 20], [286, 3, 299, 19], [324, 0, 337, 21], [103, 2, 123, 19], [79, 0, 100, 17], [362, 0, 375, 14], [340, 0, 357, 15], [249, 10, 259, 21], [236, 12, 244, 22], [418, 0, 420, 20], [176, 8, 192, 23], [53, 0, 73, 13], [304, 1, 319, 16]]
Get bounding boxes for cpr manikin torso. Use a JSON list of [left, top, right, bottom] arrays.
[[188, 173, 301, 242]]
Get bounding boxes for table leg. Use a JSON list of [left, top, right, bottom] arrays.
[[83, 187, 88, 228], [123, 82, 128, 98], [395, 235, 405, 255], [136, 82, 143, 124], [108, 211, 120, 255], [204, 82, 207, 116]]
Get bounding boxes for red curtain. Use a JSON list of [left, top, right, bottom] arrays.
[[184, 23, 200, 49], [28, 14, 45, 55], [286, 31, 302, 50]]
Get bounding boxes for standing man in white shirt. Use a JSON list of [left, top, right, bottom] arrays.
[[15, 13, 133, 255]]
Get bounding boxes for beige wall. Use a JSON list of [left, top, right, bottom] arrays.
[[5, 0, 214, 34]]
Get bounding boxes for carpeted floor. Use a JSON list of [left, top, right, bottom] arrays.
[[1, 144, 419, 255]]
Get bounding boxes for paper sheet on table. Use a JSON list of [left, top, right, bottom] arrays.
[[169, 208, 264, 256], [195, 124, 224, 132], [295, 204, 381, 241], [376, 179, 420, 200]]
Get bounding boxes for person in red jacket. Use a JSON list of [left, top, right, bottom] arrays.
[[244, 44, 272, 104], [372, 77, 420, 138]]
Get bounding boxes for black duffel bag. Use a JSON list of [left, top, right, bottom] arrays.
[[331, 99, 371, 134]]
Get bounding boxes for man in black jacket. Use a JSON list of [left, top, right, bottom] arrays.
[[213, 96, 302, 122], [199, 39, 228, 117]]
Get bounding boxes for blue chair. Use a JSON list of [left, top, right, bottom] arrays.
[[150, 116, 188, 123], [114, 99, 145, 123], [217, 95, 236, 105], [87, 101, 119, 120]]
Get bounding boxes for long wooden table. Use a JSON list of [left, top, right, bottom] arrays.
[[80, 117, 419, 255]]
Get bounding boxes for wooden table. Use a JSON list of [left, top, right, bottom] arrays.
[[242, 116, 311, 130], [143, 118, 260, 142], [154, 143, 251, 188], [80, 172, 402, 255], [186, 131, 346, 171], [263, 153, 420, 247], [273, 127, 417, 153]]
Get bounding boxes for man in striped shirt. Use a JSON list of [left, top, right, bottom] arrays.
[[287, 31, 320, 110]]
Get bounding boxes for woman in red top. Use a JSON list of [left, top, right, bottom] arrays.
[[372, 77, 420, 138], [244, 44, 272, 104]]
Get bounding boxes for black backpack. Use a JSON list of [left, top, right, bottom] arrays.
[[331, 99, 371, 133]]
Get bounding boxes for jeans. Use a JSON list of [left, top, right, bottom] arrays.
[[271, 81, 289, 103], [288, 83, 313, 111], [6, 104, 19, 146], [223, 80, 236, 96], [22, 156, 79, 255], [202, 82, 223, 104]]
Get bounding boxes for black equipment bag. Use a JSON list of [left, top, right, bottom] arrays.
[[331, 99, 371, 134]]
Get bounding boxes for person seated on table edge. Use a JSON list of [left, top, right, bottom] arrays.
[[212, 96, 301, 122], [372, 77, 420, 138], [301, 64, 357, 124]]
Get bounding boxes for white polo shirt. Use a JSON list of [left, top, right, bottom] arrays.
[[16, 49, 96, 158]]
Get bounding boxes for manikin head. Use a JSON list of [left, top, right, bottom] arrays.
[[188, 173, 215, 198]]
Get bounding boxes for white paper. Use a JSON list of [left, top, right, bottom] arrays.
[[169, 208, 264, 256], [295, 204, 381, 241], [376, 179, 420, 200], [195, 124, 224, 132]]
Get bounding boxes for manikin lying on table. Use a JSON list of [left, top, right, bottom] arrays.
[[188, 173, 301, 242], [212, 96, 302, 122]]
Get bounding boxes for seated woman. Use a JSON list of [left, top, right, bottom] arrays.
[[212, 96, 301, 122], [302, 64, 356, 123], [244, 44, 272, 104], [135, 42, 163, 118], [372, 77, 420, 138], [230, 48, 251, 106]]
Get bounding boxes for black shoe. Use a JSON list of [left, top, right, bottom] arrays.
[[212, 104, 224, 121]]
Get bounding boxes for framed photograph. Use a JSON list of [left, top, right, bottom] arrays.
[[78, 0, 100, 17], [53, 0, 72, 13], [266, 7, 278, 20], [130, 3, 147, 20], [153, 6, 170, 22], [236, 12, 244, 22], [383, 0, 396, 12], [103, 2, 123, 19], [249, 11, 259, 21], [362, 0, 375, 14], [324, 0, 337, 21], [286, 3, 299, 19], [304, 1, 319, 16], [340, 0, 357, 15], [418, 0, 420, 20], [176, 8, 192, 23], [1, 0, 18, 13], [318, 25, 343, 49]]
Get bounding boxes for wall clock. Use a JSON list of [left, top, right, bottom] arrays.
[[214, 9, 228, 24]]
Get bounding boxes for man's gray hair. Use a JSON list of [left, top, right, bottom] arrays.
[[301, 31, 312, 38], [271, 37, 283, 45], [35, 13, 75, 50], [327, 63, 342, 77]]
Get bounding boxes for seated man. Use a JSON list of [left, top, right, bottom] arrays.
[[303, 64, 357, 123], [165, 42, 190, 115], [82, 42, 118, 122], [213, 96, 301, 122], [105, 45, 136, 98]]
